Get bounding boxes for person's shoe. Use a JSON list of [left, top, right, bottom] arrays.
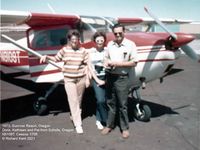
[[96, 121, 104, 130], [101, 127, 112, 135], [75, 126, 83, 134], [122, 130, 129, 139]]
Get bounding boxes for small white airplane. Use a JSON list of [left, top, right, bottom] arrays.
[[0, 7, 199, 121]]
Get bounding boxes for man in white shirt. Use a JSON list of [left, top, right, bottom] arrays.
[[101, 23, 138, 139]]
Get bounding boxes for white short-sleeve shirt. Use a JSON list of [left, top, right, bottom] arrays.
[[107, 38, 137, 62], [106, 38, 138, 74]]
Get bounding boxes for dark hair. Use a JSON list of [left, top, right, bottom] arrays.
[[92, 31, 107, 42], [67, 30, 80, 40], [60, 38, 68, 45], [112, 23, 125, 32]]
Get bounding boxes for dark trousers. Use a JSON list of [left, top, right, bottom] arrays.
[[106, 74, 130, 130]]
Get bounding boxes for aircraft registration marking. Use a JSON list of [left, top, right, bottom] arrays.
[[0, 50, 21, 63]]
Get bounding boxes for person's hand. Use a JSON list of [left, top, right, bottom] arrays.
[[85, 78, 91, 88], [104, 59, 113, 68], [97, 79, 105, 86], [40, 55, 47, 63]]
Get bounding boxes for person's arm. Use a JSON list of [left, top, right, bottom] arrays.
[[40, 55, 57, 63], [106, 42, 138, 68], [103, 47, 111, 68], [107, 61, 137, 67], [40, 47, 65, 63], [88, 63, 105, 85]]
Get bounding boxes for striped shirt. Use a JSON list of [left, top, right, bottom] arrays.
[[55, 46, 88, 78]]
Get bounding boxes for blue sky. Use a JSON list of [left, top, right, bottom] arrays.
[[1, 0, 200, 21]]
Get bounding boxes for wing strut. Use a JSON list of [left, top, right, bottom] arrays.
[[1, 34, 62, 69]]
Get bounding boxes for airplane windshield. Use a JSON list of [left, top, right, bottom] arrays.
[[81, 16, 115, 32]]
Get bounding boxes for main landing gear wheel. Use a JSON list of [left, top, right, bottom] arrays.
[[134, 104, 151, 122], [33, 97, 48, 115]]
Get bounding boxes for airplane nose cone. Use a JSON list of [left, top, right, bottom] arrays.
[[172, 33, 195, 47]]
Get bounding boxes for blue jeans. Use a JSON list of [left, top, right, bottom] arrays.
[[92, 76, 108, 124]]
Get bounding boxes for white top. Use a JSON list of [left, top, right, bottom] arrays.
[[89, 47, 106, 77], [106, 38, 138, 75]]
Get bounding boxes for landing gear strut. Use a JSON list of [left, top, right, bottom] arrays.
[[130, 87, 151, 122], [33, 82, 59, 115]]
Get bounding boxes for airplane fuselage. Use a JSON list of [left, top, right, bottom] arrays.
[[0, 32, 183, 88], [0, 40, 29, 72]]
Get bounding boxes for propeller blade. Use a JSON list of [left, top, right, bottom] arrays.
[[47, 3, 56, 14], [144, 7, 177, 40], [181, 45, 200, 62]]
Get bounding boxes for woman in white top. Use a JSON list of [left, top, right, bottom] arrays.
[[89, 31, 108, 130]]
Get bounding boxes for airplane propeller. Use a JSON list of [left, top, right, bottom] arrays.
[[181, 45, 200, 61], [144, 7, 177, 40], [144, 7, 200, 62]]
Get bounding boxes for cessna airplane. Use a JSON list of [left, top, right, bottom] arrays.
[[0, 7, 199, 121]]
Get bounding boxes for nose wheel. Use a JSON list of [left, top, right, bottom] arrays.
[[131, 87, 152, 122], [134, 103, 151, 122]]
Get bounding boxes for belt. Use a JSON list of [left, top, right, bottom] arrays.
[[105, 69, 128, 76], [108, 72, 128, 77]]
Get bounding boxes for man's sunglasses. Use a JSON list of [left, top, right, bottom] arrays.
[[114, 32, 123, 36]]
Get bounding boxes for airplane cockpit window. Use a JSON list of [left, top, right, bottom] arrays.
[[28, 26, 69, 49], [79, 22, 95, 43], [80, 16, 115, 43], [81, 16, 113, 32]]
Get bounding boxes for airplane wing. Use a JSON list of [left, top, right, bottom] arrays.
[[117, 17, 193, 32], [0, 10, 30, 26], [117, 17, 193, 26], [0, 10, 80, 27]]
